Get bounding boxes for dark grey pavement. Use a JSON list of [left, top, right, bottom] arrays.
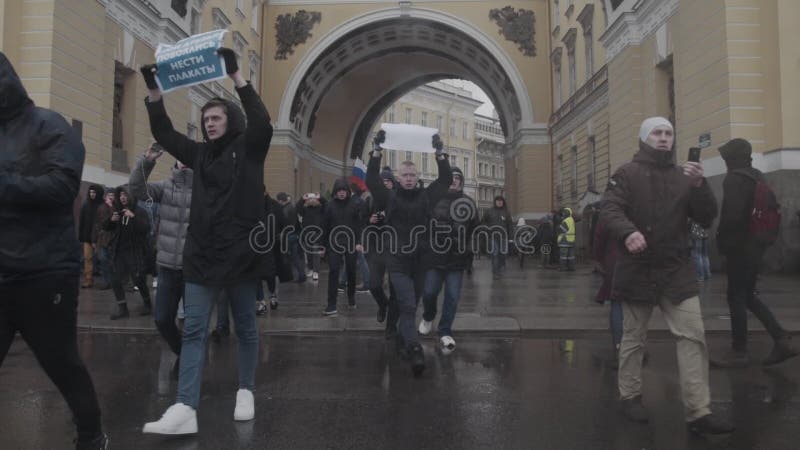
[[1, 333, 799, 449], [76, 259, 800, 334]]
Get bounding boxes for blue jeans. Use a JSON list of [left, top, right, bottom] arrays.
[[154, 266, 184, 356], [421, 269, 464, 337], [610, 301, 623, 348], [490, 237, 506, 275], [177, 281, 259, 409], [97, 247, 113, 286], [216, 294, 230, 330], [692, 238, 711, 280]]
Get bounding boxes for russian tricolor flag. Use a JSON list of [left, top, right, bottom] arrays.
[[349, 157, 368, 192]]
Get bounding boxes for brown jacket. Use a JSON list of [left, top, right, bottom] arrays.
[[600, 142, 718, 305], [93, 203, 114, 248]]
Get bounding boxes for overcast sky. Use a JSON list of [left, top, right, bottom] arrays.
[[443, 79, 496, 117]]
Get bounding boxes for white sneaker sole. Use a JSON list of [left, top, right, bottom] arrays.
[[418, 321, 432, 335], [234, 410, 254, 421], [142, 419, 198, 435]]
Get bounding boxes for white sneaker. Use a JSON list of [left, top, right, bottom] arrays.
[[312, 272, 319, 281], [142, 403, 197, 435], [306, 270, 314, 278], [152, 278, 158, 288], [233, 389, 255, 421], [440, 335, 456, 351], [418, 320, 433, 335]]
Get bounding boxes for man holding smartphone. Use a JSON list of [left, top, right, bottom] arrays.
[[601, 117, 733, 435]]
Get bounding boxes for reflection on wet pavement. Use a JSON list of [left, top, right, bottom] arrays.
[[0, 333, 798, 449]]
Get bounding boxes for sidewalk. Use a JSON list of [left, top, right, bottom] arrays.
[[77, 259, 800, 334]]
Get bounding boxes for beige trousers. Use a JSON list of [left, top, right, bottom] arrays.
[[618, 296, 711, 421], [82, 243, 94, 285]]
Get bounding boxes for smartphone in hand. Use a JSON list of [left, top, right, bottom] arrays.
[[688, 147, 701, 163]]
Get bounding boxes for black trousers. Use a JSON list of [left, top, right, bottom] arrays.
[[0, 275, 103, 440], [726, 246, 785, 351], [111, 253, 150, 305], [328, 252, 356, 307]]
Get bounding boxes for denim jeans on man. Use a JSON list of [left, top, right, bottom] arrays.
[[692, 238, 711, 280], [421, 269, 464, 337], [490, 236, 506, 275], [177, 281, 259, 409], [97, 246, 113, 286], [154, 266, 184, 356]]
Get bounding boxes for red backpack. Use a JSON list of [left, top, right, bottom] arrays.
[[748, 177, 781, 245]]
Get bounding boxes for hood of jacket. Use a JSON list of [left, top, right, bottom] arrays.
[[113, 185, 138, 211], [493, 195, 507, 209], [171, 165, 193, 188], [86, 184, 105, 205], [632, 141, 675, 167], [0, 52, 34, 123], [200, 97, 246, 151], [562, 207, 573, 218], [331, 178, 351, 201]]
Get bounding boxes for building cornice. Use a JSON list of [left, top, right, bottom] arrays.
[[599, 0, 678, 62], [549, 64, 608, 139], [103, 0, 190, 49]]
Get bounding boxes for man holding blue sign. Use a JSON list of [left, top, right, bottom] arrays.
[[140, 46, 273, 435]]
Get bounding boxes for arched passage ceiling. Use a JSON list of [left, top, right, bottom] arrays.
[[289, 18, 524, 161]]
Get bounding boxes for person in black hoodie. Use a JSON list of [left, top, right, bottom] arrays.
[[104, 186, 152, 319], [712, 138, 797, 368], [0, 51, 107, 450], [366, 166, 399, 333], [417, 167, 478, 353], [79, 184, 104, 288], [482, 196, 513, 279], [367, 131, 452, 376], [321, 178, 365, 315], [297, 192, 326, 281], [141, 48, 271, 434]]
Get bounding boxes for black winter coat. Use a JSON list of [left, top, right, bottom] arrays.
[[366, 152, 452, 273], [265, 195, 293, 282], [482, 197, 513, 237], [0, 52, 85, 284], [145, 83, 273, 286], [601, 142, 718, 305], [717, 164, 763, 256], [78, 184, 104, 243], [322, 178, 365, 254], [104, 186, 150, 275], [426, 190, 479, 271]]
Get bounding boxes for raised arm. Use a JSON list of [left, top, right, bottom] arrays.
[[366, 131, 390, 211], [0, 111, 83, 207], [129, 149, 166, 203]]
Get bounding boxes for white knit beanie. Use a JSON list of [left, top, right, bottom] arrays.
[[639, 117, 673, 142]]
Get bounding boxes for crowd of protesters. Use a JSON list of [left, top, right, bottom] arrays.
[[5, 41, 800, 449]]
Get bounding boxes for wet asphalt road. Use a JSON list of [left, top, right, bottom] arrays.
[[1, 332, 799, 450]]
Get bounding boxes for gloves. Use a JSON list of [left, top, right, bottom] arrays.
[[217, 47, 238, 74], [139, 64, 159, 90], [372, 130, 386, 153], [432, 134, 444, 155]]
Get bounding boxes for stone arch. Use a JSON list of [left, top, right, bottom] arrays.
[[276, 6, 536, 155]]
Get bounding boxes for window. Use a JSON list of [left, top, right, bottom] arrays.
[[500, 165, 505, 179], [553, 0, 560, 25], [557, 153, 564, 197], [388, 105, 395, 123], [463, 157, 469, 177], [236, 0, 245, 16], [436, 115, 443, 132], [449, 119, 456, 137], [405, 151, 413, 163], [405, 108, 412, 124], [190, 9, 201, 34], [187, 123, 198, 141], [588, 136, 597, 190], [251, 0, 259, 31], [421, 111, 427, 127], [450, 155, 457, 167], [491, 165, 496, 178], [585, 33, 594, 79], [568, 50, 576, 95], [462, 122, 468, 140], [571, 145, 578, 194], [111, 63, 132, 172], [422, 154, 428, 173], [552, 48, 563, 108]]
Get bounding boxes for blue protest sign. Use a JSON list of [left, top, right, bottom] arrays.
[[154, 30, 228, 93]]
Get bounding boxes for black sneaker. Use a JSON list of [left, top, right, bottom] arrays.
[[109, 304, 129, 320], [256, 300, 267, 316], [409, 343, 426, 377], [323, 306, 338, 316], [74, 433, 108, 450], [763, 337, 799, 366], [356, 285, 370, 293], [687, 414, 734, 435], [710, 350, 749, 368], [348, 299, 357, 310], [269, 294, 279, 311], [620, 396, 649, 423], [337, 285, 346, 293]]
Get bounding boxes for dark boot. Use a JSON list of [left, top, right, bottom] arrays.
[[687, 413, 734, 435], [620, 396, 649, 423], [409, 343, 426, 377], [710, 349, 749, 368], [763, 336, 799, 366], [74, 433, 108, 450], [110, 303, 129, 320]]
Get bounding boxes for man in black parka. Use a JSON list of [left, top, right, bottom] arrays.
[[0, 51, 107, 450], [78, 184, 104, 288], [366, 131, 452, 376], [141, 48, 271, 434]]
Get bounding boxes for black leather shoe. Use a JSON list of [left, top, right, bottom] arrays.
[[620, 396, 649, 423], [687, 414, 734, 435]]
